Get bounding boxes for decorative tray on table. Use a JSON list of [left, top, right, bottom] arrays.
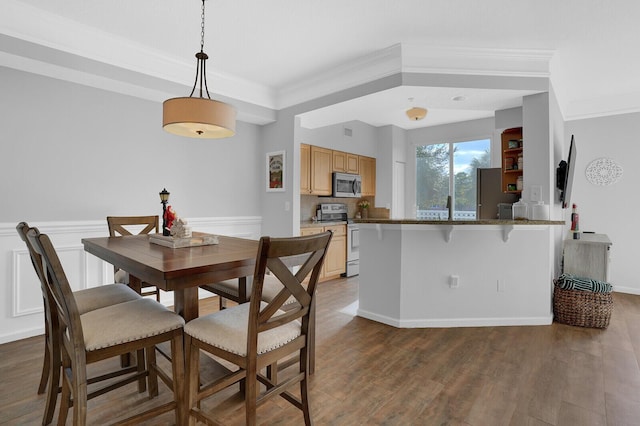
[[149, 233, 219, 249]]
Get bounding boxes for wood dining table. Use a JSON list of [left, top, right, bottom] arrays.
[[81, 233, 258, 322], [82, 231, 317, 374]]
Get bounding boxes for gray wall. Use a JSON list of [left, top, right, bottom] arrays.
[[0, 67, 262, 223], [566, 112, 640, 294]]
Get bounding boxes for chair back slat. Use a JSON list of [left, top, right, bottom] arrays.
[[26, 228, 86, 357], [107, 216, 159, 237], [249, 232, 331, 340]]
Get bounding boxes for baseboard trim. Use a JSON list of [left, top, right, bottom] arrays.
[[356, 308, 553, 328]]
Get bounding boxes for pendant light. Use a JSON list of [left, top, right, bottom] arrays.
[[163, 0, 236, 139]]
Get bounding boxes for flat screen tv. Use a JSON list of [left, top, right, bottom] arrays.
[[556, 135, 577, 208]]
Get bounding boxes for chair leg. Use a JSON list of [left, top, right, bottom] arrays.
[[72, 376, 88, 426], [42, 341, 60, 425], [171, 333, 186, 426], [37, 337, 50, 395], [57, 371, 71, 426], [145, 346, 157, 397], [245, 360, 258, 426], [300, 347, 312, 426], [185, 334, 199, 426]]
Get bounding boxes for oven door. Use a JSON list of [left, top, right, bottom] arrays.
[[332, 173, 362, 198]]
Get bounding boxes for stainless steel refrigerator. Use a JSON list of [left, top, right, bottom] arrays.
[[476, 168, 519, 219]]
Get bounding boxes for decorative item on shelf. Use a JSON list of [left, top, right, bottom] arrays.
[[504, 157, 514, 171], [358, 200, 370, 219], [162, 0, 236, 139], [159, 188, 170, 236], [516, 176, 523, 191], [517, 153, 523, 170]]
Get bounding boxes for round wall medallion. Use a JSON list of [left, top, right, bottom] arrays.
[[585, 158, 623, 186]]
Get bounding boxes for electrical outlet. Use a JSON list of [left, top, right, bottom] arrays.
[[284, 201, 291, 211], [531, 185, 542, 202], [497, 279, 505, 292], [449, 275, 459, 288]]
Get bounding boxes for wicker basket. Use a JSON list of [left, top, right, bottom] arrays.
[[553, 283, 613, 329]]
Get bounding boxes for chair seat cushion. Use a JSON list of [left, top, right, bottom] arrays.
[[185, 302, 301, 356], [204, 279, 241, 298], [81, 299, 185, 351], [74, 284, 141, 315]]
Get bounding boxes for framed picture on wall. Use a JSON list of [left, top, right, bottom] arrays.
[[266, 150, 285, 192]]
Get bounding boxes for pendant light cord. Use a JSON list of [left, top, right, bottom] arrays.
[[189, 0, 211, 99]]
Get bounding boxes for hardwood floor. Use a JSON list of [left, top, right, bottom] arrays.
[[2, 277, 640, 425]]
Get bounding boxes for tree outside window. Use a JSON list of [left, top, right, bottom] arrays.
[[416, 139, 490, 220]]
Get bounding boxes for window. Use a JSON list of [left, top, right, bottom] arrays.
[[416, 139, 490, 220]]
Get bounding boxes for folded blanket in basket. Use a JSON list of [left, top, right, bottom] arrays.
[[556, 273, 612, 294]]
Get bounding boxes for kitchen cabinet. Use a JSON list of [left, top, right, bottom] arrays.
[[300, 143, 311, 194], [333, 150, 359, 174], [563, 233, 612, 282], [310, 146, 333, 195], [501, 127, 523, 194], [359, 155, 376, 196], [300, 224, 346, 281]]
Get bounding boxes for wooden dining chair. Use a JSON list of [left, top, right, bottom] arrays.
[[107, 215, 161, 301], [16, 222, 143, 425], [200, 277, 250, 310], [27, 227, 186, 425], [184, 231, 332, 425]]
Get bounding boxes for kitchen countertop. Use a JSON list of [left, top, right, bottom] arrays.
[[354, 218, 565, 225]]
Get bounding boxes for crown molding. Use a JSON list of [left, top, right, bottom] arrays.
[[4, 1, 636, 124], [276, 44, 403, 109], [401, 44, 554, 77], [276, 43, 554, 109], [0, 0, 275, 109], [563, 92, 640, 122]]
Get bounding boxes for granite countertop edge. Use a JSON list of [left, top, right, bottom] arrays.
[[354, 219, 565, 225]]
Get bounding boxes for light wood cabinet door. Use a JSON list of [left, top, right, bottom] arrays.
[[333, 150, 347, 172], [346, 153, 359, 174], [300, 144, 311, 194], [301, 226, 326, 280], [359, 155, 376, 196], [300, 225, 346, 281], [332, 150, 359, 174], [311, 146, 333, 195], [322, 225, 346, 279]]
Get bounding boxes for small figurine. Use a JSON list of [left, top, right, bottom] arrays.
[[169, 217, 192, 239]]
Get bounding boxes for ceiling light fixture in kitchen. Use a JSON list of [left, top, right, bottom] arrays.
[[406, 106, 427, 121], [405, 97, 427, 121], [162, 0, 236, 139]]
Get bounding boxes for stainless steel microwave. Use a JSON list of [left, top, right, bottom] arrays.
[[332, 172, 361, 198]]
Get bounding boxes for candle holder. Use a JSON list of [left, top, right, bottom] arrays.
[[159, 188, 170, 236]]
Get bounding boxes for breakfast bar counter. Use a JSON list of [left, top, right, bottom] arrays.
[[354, 219, 565, 328]]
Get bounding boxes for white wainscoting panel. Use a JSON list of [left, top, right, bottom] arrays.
[[0, 217, 261, 344]]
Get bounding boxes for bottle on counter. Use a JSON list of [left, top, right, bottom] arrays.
[[570, 203, 580, 239]]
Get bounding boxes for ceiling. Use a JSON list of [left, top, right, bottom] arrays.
[[2, 0, 640, 129]]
